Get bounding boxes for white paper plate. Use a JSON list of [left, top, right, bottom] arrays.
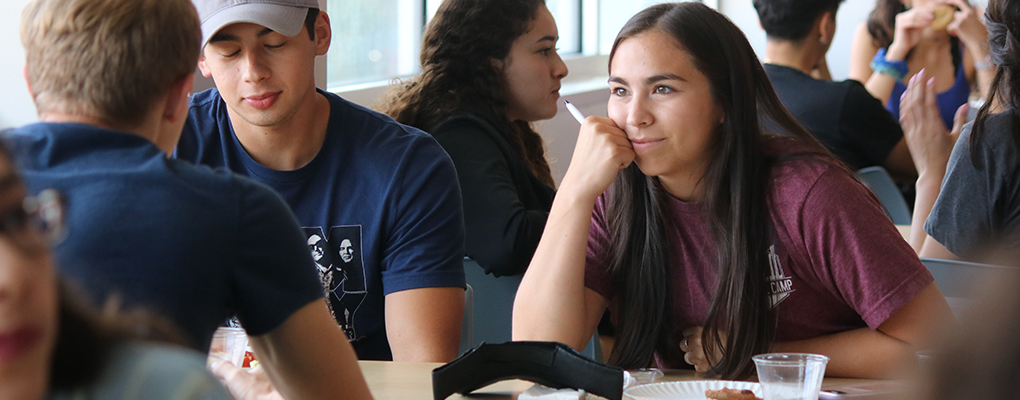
[[624, 380, 762, 400]]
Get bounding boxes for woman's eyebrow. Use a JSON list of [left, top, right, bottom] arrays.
[[644, 73, 685, 85]]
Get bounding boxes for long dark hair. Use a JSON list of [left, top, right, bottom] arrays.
[[866, 0, 906, 49], [380, 0, 555, 188], [49, 280, 186, 390], [602, 2, 828, 379], [970, 0, 1020, 168]]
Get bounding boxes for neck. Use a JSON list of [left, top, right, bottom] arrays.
[[657, 163, 710, 202], [40, 112, 167, 154], [764, 39, 821, 76], [228, 89, 330, 171]]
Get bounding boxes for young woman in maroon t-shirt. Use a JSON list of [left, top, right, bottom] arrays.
[[512, 2, 953, 380]]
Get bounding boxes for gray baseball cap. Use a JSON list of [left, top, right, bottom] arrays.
[[193, 0, 320, 48]]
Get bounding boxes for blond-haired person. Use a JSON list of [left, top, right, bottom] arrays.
[[7, 0, 371, 399]]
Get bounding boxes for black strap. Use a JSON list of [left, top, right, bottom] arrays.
[[432, 341, 624, 400]]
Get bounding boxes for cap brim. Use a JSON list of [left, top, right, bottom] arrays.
[[201, 3, 309, 48]]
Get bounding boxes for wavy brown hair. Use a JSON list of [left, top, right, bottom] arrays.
[[379, 0, 555, 188], [602, 2, 831, 379]]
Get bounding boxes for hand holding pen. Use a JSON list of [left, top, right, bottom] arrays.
[[557, 100, 636, 200]]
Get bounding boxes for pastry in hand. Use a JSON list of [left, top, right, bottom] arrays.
[[930, 5, 956, 30]]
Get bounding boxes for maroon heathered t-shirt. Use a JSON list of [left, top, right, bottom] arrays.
[[584, 140, 932, 368]]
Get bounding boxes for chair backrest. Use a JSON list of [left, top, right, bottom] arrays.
[[920, 257, 1011, 318], [463, 258, 602, 361], [857, 166, 911, 225]]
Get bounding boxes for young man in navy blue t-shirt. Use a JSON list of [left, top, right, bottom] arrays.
[[180, 0, 467, 364]]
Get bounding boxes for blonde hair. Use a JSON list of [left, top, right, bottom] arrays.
[[20, 0, 200, 126]]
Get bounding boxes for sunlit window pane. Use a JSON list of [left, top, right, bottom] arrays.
[[598, 0, 691, 54], [326, 0, 423, 88], [547, 0, 581, 54]]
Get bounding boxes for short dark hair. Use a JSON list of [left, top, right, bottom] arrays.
[[304, 8, 319, 40], [753, 0, 843, 41]]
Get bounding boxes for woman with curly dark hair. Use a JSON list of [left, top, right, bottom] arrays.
[[381, 0, 567, 277]]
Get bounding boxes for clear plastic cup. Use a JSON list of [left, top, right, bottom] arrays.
[[208, 327, 249, 367], [752, 353, 829, 400]]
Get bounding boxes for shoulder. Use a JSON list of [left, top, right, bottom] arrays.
[[325, 90, 434, 142], [967, 111, 1020, 161], [183, 88, 231, 142], [324, 92, 456, 172], [68, 341, 232, 400], [765, 138, 858, 207], [852, 21, 876, 46]]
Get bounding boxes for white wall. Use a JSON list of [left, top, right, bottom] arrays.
[[721, 0, 875, 81], [0, 0, 36, 130]]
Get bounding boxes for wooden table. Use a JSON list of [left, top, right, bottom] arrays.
[[896, 224, 911, 241], [359, 361, 877, 399]]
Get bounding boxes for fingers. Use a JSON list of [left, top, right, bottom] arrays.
[[680, 327, 710, 372], [950, 102, 969, 140], [208, 358, 243, 382]]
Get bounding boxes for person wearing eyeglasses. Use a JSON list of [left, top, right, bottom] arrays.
[[4, 0, 371, 399], [0, 146, 235, 400]]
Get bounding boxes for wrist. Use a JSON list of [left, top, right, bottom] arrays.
[[886, 43, 909, 61], [871, 48, 909, 82]]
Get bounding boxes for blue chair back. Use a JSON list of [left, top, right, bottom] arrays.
[[857, 166, 911, 225], [463, 258, 602, 361], [920, 257, 1010, 318]]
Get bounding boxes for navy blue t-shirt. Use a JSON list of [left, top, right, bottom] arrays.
[[177, 88, 466, 360], [4, 123, 323, 351]]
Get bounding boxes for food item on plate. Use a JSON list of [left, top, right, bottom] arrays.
[[705, 388, 763, 400], [930, 5, 956, 30]]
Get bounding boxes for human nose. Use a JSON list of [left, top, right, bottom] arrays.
[[626, 95, 653, 128], [240, 51, 270, 83], [553, 52, 568, 80]]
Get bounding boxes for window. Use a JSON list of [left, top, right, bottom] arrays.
[[326, 0, 424, 89], [325, 0, 583, 90], [597, 0, 678, 53]]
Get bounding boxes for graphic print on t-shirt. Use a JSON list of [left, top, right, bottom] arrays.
[[767, 244, 795, 308], [303, 226, 368, 341]]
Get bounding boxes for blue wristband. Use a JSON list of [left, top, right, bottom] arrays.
[[870, 48, 909, 82]]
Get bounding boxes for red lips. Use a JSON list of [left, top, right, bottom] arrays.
[[0, 327, 43, 361], [243, 92, 280, 110]]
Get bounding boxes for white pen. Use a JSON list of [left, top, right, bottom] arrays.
[[564, 100, 586, 124]]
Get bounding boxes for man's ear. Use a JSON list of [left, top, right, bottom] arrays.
[[314, 12, 332, 56], [817, 11, 836, 45], [197, 52, 212, 78], [163, 74, 195, 122]]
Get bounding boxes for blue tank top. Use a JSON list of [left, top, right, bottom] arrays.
[[886, 56, 969, 129]]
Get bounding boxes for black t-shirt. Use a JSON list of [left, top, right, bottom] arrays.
[[764, 63, 904, 170], [926, 111, 1020, 261]]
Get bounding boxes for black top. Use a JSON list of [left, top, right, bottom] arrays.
[[765, 63, 904, 170], [429, 110, 555, 277]]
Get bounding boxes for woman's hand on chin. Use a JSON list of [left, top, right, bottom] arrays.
[[559, 116, 636, 201]]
